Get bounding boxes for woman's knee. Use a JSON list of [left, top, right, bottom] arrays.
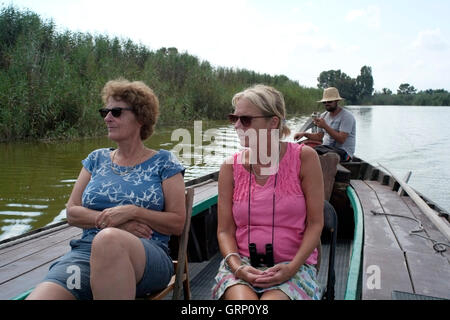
[[260, 289, 290, 300], [223, 284, 258, 300], [91, 228, 126, 260], [91, 228, 146, 277], [26, 281, 76, 300]]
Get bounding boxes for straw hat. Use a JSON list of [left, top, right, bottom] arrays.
[[317, 87, 344, 103]]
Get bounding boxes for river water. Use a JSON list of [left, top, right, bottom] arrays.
[[1, 106, 449, 241]]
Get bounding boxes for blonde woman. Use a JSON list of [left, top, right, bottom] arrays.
[[213, 84, 324, 300]]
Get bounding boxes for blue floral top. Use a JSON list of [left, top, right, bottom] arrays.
[[80, 148, 185, 247]]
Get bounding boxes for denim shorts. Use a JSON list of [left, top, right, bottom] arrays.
[[43, 231, 173, 300]]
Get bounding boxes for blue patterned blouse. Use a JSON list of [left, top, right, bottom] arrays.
[[80, 148, 185, 247]]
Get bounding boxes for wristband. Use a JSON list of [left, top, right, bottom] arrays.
[[234, 264, 245, 277], [224, 252, 241, 270]]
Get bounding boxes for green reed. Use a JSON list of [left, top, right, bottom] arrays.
[[0, 5, 321, 142]]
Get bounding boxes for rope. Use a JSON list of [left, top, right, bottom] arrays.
[[409, 234, 450, 253], [371, 210, 448, 253], [371, 210, 424, 233]]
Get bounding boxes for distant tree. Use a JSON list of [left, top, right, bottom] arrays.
[[397, 83, 417, 95], [423, 89, 448, 95], [381, 88, 392, 95], [318, 66, 374, 104], [356, 65, 374, 100], [317, 69, 346, 89], [317, 69, 358, 104]]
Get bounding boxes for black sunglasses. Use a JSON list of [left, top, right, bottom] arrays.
[[98, 107, 133, 118], [228, 114, 272, 127]]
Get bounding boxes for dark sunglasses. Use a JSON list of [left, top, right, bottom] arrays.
[[98, 107, 133, 118], [227, 114, 272, 127]]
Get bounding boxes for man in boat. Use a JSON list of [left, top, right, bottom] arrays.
[[294, 87, 356, 162]]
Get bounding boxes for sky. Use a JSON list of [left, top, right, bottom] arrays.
[[4, 0, 450, 92]]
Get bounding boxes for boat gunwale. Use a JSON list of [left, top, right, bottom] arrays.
[[344, 186, 364, 300]]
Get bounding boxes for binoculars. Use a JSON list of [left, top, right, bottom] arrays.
[[249, 243, 274, 267]]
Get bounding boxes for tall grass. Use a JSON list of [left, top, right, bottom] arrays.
[[0, 6, 321, 141]]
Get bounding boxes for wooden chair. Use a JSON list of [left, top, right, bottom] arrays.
[[146, 186, 194, 300]]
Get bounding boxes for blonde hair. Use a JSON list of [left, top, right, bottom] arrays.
[[232, 84, 290, 138], [101, 78, 159, 140]]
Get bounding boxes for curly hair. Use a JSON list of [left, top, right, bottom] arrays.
[[101, 78, 159, 140]]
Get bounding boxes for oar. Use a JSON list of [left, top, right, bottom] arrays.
[[378, 163, 450, 242]]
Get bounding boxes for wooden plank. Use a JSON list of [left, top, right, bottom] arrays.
[[0, 227, 81, 267], [193, 181, 218, 203], [362, 245, 413, 300], [192, 181, 218, 217], [365, 181, 436, 254], [0, 260, 55, 300], [353, 179, 416, 300], [378, 164, 450, 242], [0, 224, 74, 254], [0, 238, 73, 284], [402, 197, 450, 260], [405, 251, 450, 299], [350, 180, 400, 250]]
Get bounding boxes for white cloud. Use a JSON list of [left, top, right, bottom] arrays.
[[413, 28, 448, 51], [346, 5, 381, 29]]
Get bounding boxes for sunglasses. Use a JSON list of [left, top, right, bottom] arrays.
[[228, 114, 272, 127], [98, 107, 133, 118]]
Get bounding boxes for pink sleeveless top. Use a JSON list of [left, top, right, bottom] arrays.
[[232, 142, 318, 265]]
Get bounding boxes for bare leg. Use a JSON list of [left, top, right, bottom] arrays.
[[26, 282, 76, 300], [223, 284, 259, 300], [90, 228, 146, 299], [260, 289, 290, 300]]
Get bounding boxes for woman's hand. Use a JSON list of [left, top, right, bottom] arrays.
[[95, 204, 136, 229], [235, 265, 267, 285], [117, 220, 153, 239], [252, 263, 296, 288]]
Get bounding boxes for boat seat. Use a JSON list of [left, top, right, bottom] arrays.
[[145, 186, 194, 300]]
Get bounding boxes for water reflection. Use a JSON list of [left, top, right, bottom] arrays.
[[1, 107, 450, 240]]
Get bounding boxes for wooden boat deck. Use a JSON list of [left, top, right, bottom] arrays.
[[351, 179, 450, 300], [0, 180, 218, 300]]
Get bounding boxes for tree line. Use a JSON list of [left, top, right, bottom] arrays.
[[0, 6, 321, 142], [318, 68, 450, 106]]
